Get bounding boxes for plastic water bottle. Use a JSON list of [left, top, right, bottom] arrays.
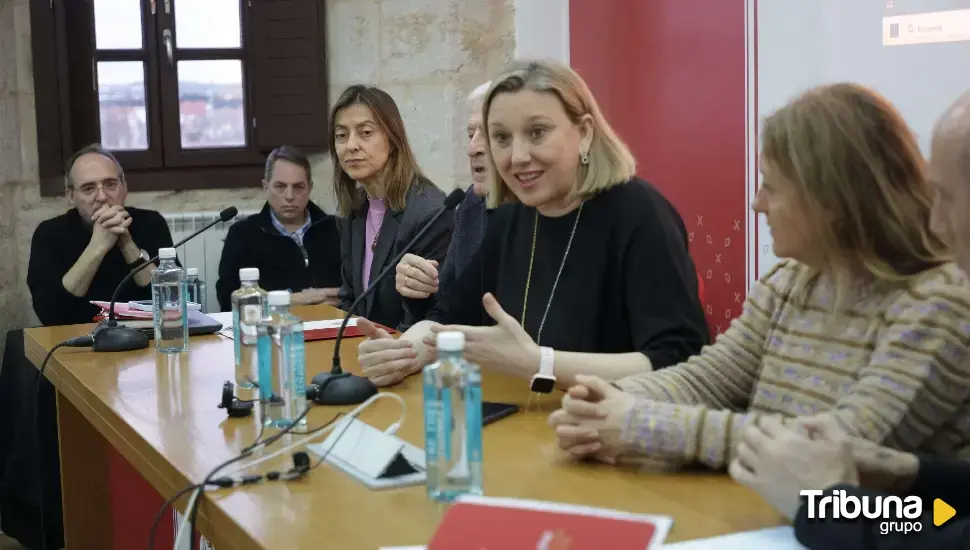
[[423, 331, 483, 501], [256, 291, 307, 428], [231, 268, 267, 389], [151, 248, 188, 353], [185, 268, 208, 313]]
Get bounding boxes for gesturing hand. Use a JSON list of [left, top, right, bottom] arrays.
[[396, 253, 439, 299], [425, 293, 540, 378], [356, 318, 428, 387], [798, 415, 920, 493], [729, 416, 859, 520], [548, 375, 634, 463]]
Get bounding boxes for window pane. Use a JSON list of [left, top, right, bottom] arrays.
[[94, 0, 143, 50], [98, 62, 148, 151], [174, 0, 242, 49], [178, 60, 246, 149]]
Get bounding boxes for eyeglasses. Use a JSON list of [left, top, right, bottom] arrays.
[[73, 179, 122, 197]]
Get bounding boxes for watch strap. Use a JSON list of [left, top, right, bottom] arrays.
[[127, 249, 149, 268], [539, 346, 555, 377]]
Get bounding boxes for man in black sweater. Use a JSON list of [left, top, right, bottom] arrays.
[[27, 145, 175, 326], [730, 91, 970, 549], [215, 146, 342, 311]]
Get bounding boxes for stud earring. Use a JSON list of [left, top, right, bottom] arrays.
[[580, 152, 590, 165]]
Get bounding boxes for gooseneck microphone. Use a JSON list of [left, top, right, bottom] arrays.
[[312, 188, 466, 406], [92, 207, 239, 352]]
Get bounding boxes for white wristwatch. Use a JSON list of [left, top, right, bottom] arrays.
[[529, 346, 556, 393]]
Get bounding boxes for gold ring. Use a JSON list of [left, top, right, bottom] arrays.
[[404, 275, 410, 287]]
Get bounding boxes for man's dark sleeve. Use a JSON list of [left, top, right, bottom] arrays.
[[317, 217, 344, 289], [142, 210, 175, 258], [216, 225, 246, 312], [794, 482, 970, 550], [26, 221, 100, 326], [130, 211, 179, 290], [907, 456, 970, 511], [397, 206, 454, 331]]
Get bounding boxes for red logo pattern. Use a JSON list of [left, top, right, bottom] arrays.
[[687, 211, 747, 338]]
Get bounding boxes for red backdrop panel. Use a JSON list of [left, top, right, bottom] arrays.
[[569, 0, 750, 335], [109, 447, 175, 548]]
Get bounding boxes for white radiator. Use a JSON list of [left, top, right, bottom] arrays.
[[163, 210, 257, 313]]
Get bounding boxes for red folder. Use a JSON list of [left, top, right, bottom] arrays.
[[302, 318, 396, 341], [427, 497, 673, 550]]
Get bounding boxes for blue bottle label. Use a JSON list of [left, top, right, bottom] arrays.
[[232, 308, 241, 364], [290, 328, 306, 397], [423, 372, 439, 464], [441, 387, 453, 462], [257, 334, 272, 401], [465, 381, 483, 464]]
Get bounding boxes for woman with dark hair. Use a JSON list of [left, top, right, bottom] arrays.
[[330, 85, 453, 330]]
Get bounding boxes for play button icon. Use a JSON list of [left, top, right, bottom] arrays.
[[934, 498, 956, 527]]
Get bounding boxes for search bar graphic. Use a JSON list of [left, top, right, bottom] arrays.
[[884, 9, 970, 46]]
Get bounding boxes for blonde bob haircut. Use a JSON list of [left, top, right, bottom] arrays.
[[762, 82, 948, 289], [481, 59, 637, 209]]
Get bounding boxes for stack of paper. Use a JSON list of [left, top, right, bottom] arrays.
[[662, 526, 804, 548]]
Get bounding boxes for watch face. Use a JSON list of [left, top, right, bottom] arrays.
[[530, 375, 556, 394]]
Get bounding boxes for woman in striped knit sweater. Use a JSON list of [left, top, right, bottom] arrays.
[[548, 83, 970, 469]]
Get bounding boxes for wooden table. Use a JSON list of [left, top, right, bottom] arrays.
[[25, 305, 783, 549]]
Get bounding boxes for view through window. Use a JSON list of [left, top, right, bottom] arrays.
[[93, 0, 246, 152]]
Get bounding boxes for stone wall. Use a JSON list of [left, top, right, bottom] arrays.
[[0, 0, 514, 356]]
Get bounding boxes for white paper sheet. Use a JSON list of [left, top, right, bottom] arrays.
[[662, 526, 804, 549], [208, 313, 357, 340], [206, 311, 235, 338]]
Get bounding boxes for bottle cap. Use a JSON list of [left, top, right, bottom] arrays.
[[267, 290, 290, 306], [158, 247, 176, 259], [186, 268, 199, 276], [436, 331, 464, 352], [239, 267, 260, 281]]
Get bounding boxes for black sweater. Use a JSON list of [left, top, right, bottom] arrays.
[[216, 201, 342, 311], [794, 456, 970, 549], [427, 177, 709, 367], [26, 206, 175, 326]]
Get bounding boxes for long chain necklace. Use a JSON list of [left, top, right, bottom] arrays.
[[369, 207, 383, 251], [520, 203, 584, 345]]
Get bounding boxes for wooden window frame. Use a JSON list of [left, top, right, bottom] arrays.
[[30, 0, 329, 197]]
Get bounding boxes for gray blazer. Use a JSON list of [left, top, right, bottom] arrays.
[[336, 179, 454, 330]]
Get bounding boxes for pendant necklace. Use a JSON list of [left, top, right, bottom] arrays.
[[520, 203, 584, 345]]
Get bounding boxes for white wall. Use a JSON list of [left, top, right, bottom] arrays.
[[514, 0, 570, 63], [754, 0, 970, 280]]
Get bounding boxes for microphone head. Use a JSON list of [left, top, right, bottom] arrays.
[[219, 207, 239, 222], [444, 188, 466, 209]]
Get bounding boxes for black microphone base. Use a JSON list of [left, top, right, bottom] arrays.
[[91, 322, 150, 352], [309, 372, 378, 406]]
